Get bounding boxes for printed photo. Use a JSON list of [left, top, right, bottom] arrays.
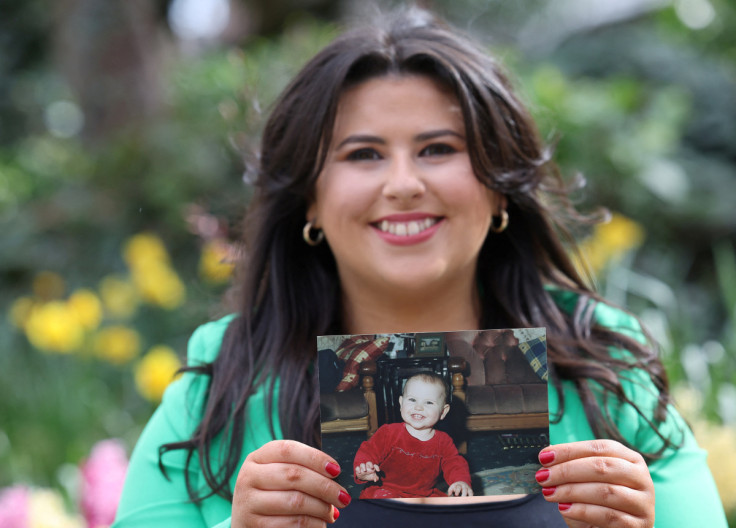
[[318, 328, 549, 499]]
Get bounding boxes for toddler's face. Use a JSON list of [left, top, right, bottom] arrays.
[[399, 378, 450, 432]]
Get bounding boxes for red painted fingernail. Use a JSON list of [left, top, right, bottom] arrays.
[[542, 486, 556, 497], [333, 505, 340, 521], [326, 462, 341, 477], [559, 503, 572, 512], [539, 451, 555, 464], [535, 468, 550, 483], [338, 490, 352, 506]]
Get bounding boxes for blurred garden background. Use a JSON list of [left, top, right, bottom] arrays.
[[0, 0, 735, 525]]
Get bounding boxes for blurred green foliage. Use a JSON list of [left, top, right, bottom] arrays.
[[0, 0, 734, 521]]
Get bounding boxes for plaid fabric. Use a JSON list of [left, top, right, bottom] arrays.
[[335, 336, 389, 391], [517, 336, 548, 381]]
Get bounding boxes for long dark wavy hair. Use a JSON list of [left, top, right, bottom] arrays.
[[161, 7, 677, 502]]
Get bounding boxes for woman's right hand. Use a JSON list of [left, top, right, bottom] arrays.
[[232, 440, 351, 527]]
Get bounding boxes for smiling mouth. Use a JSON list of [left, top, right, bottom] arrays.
[[411, 414, 425, 420], [375, 217, 440, 236]]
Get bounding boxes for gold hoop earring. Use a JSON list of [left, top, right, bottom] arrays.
[[303, 221, 324, 246], [490, 210, 509, 233]]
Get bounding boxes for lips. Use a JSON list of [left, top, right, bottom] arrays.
[[411, 414, 425, 420]]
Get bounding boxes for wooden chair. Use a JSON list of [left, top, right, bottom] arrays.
[[320, 361, 379, 437]]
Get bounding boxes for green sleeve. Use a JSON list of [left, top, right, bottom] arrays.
[[549, 294, 728, 527], [113, 316, 237, 528]]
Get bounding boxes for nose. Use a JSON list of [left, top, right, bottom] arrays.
[[382, 155, 425, 202], [414, 402, 424, 410]]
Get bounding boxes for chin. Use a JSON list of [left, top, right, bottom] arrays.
[[378, 267, 452, 292]]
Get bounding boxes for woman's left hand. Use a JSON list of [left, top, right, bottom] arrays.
[[536, 439, 654, 528]]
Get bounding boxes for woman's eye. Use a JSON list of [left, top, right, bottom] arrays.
[[347, 148, 381, 161], [420, 143, 455, 156]]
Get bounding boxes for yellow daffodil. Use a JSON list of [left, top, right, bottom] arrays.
[[672, 384, 736, 512], [691, 420, 736, 512], [134, 345, 182, 402], [199, 239, 235, 284], [24, 301, 85, 353], [99, 275, 139, 319], [67, 289, 103, 330], [122, 233, 186, 309], [93, 326, 141, 365], [131, 263, 186, 309], [596, 213, 645, 253], [578, 213, 645, 276], [123, 233, 170, 270]]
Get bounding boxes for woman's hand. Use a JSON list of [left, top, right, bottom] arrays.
[[232, 440, 351, 527], [447, 481, 473, 497], [537, 440, 654, 528]]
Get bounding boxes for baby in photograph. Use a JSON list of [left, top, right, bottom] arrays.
[[353, 372, 473, 498]]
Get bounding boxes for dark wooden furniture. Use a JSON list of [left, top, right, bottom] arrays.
[[320, 361, 379, 436]]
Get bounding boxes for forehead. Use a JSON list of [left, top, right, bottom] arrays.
[[404, 376, 443, 395], [331, 74, 463, 137]]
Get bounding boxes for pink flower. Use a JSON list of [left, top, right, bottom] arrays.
[[0, 486, 30, 528], [79, 439, 128, 528]]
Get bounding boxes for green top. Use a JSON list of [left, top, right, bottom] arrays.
[[112, 294, 727, 528]]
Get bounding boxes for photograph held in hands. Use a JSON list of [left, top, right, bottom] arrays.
[[318, 328, 549, 500]]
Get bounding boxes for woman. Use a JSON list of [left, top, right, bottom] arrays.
[[113, 7, 726, 528]]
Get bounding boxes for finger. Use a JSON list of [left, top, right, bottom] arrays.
[[248, 440, 341, 477], [541, 482, 652, 518], [535, 457, 649, 490], [247, 462, 351, 507], [244, 489, 338, 524], [374, 464, 380, 473], [241, 515, 329, 528], [539, 440, 645, 467], [556, 501, 651, 528]]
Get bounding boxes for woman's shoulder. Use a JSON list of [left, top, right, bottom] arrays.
[[546, 288, 687, 452], [547, 286, 645, 344], [185, 313, 237, 365]]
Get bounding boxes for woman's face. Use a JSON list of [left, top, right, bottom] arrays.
[[308, 75, 503, 300]]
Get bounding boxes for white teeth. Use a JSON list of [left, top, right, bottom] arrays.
[[377, 217, 438, 236]]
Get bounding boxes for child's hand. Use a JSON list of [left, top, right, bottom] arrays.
[[355, 461, 381, 482], [447, 481, 473, 497]]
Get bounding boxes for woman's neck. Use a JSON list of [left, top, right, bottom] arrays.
[[340, 277, 483, 334]]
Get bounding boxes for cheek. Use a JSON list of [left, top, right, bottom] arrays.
[[313, 171, 378, 224], [439, 172, 494, 219]]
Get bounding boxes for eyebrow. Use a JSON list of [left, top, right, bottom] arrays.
[[335, 129, 464, 150]]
